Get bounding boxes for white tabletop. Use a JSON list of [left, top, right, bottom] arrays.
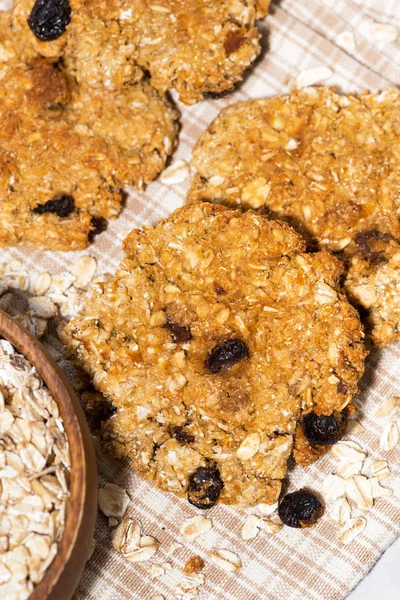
[[348, 537, 400, 599]]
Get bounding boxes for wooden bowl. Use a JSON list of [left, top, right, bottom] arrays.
[[0, 309, 98, 600]]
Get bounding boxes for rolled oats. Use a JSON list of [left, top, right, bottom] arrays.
[[337, 516, 366, 545], [345, 475, 373, 510], [241, 514, 261, 540], [369, 460, 390, 481], [294, 66, 334, 88], [375, 396, 400, 418], [370, 477, 393, 500], [160, 160, 190, 185], [149, 562, 172, 578], [330, 497, 351, 526], [175, 573, 205, 599], [380, 421, 399, 452], [0, 340, 70, 599], [336, 31, 356, 52], [112, 517, 160, 563], [71, 256, 97, 289], [259, 514, 284, 534], [209, 548, 242, 573], [98, 483, 130, 518], [180, 516, 213, 542]]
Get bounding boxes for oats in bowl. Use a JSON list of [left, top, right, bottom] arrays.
[[0, 339, 71, 599]]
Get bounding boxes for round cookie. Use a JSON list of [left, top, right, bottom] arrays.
[[189, 87, 400, 345], [61, 202, 366, 507], [11, 0, 269, 105], [0, 56, 178, 250]]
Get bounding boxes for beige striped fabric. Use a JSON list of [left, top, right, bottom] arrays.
[[2, 1, 400, 599]]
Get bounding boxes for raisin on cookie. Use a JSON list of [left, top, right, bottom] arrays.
[[61, 202, 366, 507], [11, 0, 269, 105], [0, 56, 178, 250], [188, 87, 400, 346]]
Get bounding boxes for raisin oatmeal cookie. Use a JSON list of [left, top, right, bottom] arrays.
[[61, 202, 366, 507], [0, 56, 178, 250], [189, 87, 400, 346], [10, 0, 269, 105]]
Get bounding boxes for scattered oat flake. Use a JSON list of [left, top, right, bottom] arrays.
[[257, 501, 278, 516], [29, 296, 57, 318], [323, 474, 346, 501], [330, 497, 351, 526], [331, 440, 366, 463], [336, 30, 356, 52], [370, 477, 393, 499], [33, 272, 52, 296], [71, 256, 97, 288], [337, 516, 366, 545], [347, 419, 364, 436], [167, 540, 183, 555], [375, 396, 400, 418], [98, 483, 130, 518], [295, 66, 334, 88], [259, 515, 283, 534], [150, 596, 165, 600], [160, 160, 190, 185], [209, 548, 242, 573], [367, 22, 398, 45], [345, 475, 373, 510], [380, 421, 399, 452], [180, 515, 212, 541], [336, 460, 364, 479], [241, 514, 260, 540], [369, 460, 390, 481], [149, 562, 172, 578]]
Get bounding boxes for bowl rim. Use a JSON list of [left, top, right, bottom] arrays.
[[0, 308, 97, 600]]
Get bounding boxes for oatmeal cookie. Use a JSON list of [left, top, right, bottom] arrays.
[[0, 57, 178, 250], [61, 202, 366, 507], [11, 0, 269, 105], [189, 87, 400, 345]]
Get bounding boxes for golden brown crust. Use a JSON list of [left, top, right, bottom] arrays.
[[61, 202, 366, 506], [11, 0, 269, 105], [188, 87, 400, 345]]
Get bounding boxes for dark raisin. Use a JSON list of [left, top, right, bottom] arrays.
[[33, 194, 74, 217], [88, 216, 107, 242], [214, 283, 226, 295], [336, 380, 348, 395], [187, 464, 223, 509], [224, 29, 246, 56], [278, 490, 323, 528], [164, 319, 192, 343], [28, 0, 71, 42], [206, 339, 249, 373], [171, 426, 195, 445], [354, 230, 391, 264], [303, 411, 346, 446]]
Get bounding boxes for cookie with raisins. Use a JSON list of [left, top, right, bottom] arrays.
[[0, 55, 178, 250], [188, 87, 400, 346], [61, 203, 366, 507], [10, 0, 269, 105]]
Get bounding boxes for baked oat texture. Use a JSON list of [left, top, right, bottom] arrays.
[[0, 51, 178, 250], [10, 0, 269, 105], [189, 87, 400, 346], [61, 202, 366, 507]]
